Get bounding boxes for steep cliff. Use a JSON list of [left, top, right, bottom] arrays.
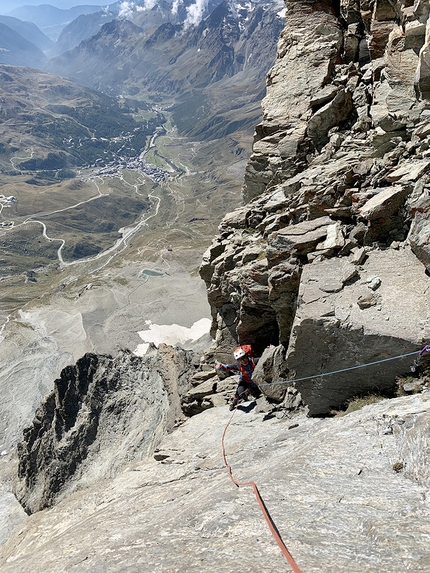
[[2, 2, 430, 571], [14, 345, 199, 514], [200, 0, 430, 413]]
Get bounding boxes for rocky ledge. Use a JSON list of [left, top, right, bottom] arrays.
[[200, 0, 430, 413], [13, 344, 307, 515]]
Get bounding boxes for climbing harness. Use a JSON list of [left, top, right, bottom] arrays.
[[222, 404, 303, 573]]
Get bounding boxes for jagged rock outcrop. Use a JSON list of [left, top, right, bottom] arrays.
[[15, 345, 199, 514], [200, 0, 430, 412], [13, 342, 307, 517]]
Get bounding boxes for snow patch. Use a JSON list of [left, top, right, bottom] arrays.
[[134, 317, 211, 355]]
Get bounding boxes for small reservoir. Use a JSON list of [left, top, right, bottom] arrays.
[[141, 269, 163, 277]]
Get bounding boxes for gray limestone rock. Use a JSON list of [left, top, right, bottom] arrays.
[[1, 394, 430, 572], [0, 490, 26, 547], [321, 221, 345, 249], [402, 379, 424, 393], [408, 212, 430, 271], [251, 344, 290, 401], [384, 160, 430, 183], [408, 191, 430, 271], [201, 0, 430, 418], [14, 346, 199, 514], [307, 89, 354, 147], [367, 275, 382, 290], [358, 185, 410, 220], [286, 247, 430, 415], [267, 217, 331, 262], [242, 0, 344, 202], [357, 291, 379, 308]]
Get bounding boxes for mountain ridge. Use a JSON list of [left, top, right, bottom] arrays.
[[47, 0, 284, 139], [6, 3, 111, 40], [0, 15, 54, 51], [0, 23, 48, 68]]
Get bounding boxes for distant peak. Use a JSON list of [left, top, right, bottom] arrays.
[[100, 17, 143, 34]]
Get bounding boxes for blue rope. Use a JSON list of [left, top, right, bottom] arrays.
[[258, 350, 422, 387]]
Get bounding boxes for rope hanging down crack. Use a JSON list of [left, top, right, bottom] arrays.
[[221, 406, 303, 573], [220, 347, 430, 571]]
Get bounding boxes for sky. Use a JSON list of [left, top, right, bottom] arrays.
[[0, 0, 113, 14]]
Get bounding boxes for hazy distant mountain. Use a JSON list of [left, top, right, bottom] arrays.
[[52, 9, 117, 56], [0, 23, 47, 67], [0, 15, 54, 51], [7, 3, 114, 40], [52, 0, 225, 58], [1, 0, 110, 12], [48, 0, 285, 138]]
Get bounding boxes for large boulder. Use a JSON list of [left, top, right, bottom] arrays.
[[252, 345, 290, 401], [286, 246, 430, 415], [408, 188, 430, 272]]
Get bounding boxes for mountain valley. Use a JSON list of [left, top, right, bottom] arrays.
[[0, 0, 281, 461], [0, 0, 284, 363], [1, 0, 430, 571]]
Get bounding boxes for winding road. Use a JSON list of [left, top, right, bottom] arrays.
[[2, 120, 180, 274]]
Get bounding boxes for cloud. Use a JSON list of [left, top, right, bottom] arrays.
[[183, 0, 208, 29], [118, 1, 147, 19], [171, 0, 183, 16], [118, 1, 134, 18], [117, 0, 208, 29], [118, 0, 207, 27]]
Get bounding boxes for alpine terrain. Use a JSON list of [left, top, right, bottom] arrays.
[[0, 1, 430, 572]]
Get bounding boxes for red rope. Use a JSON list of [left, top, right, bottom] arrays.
[[221, 405, 303, 573]]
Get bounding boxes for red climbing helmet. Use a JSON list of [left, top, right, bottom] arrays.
[[233, 345, 253, 360], [234, 347, 246, 360]]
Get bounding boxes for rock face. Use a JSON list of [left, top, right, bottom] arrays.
[[13, 342, 307, 516], [15, 345, 199, 514], [2, 3, 430, 569], [200, 0, 430, 412], [290, 247, 430, 414], [1, 392, 430, 572]]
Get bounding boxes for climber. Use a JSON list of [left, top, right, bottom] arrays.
[[411, 344, 430, 372], [216, 346, 261, 410]]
